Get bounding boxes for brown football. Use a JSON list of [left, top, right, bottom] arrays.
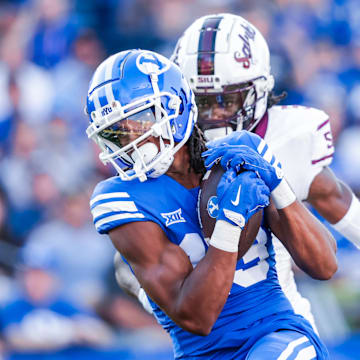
[[198, 163, 263, 260]]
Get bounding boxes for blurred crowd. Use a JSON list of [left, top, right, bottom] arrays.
[[0, 0, 359, 359]]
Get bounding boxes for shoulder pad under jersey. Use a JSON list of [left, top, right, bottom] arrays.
[[267, 105, 334, 166], [90, 176, 160, 234], [265, 105, 334, 200]]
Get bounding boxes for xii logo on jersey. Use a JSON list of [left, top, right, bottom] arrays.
[[161, 208, 186, 227]]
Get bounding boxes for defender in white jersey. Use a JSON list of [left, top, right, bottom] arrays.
[[115, 13, 360, 332], [87, 49, 337, 359], [171, 13, 360, 328]]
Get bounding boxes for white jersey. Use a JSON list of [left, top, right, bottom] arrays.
[[258, 105, 334, 330]]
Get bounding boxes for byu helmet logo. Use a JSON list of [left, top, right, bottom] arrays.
[[207, 196, 219, 218], [136, 52, 170, 75]]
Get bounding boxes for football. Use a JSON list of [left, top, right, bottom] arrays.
[[198, 163, 263, 260]]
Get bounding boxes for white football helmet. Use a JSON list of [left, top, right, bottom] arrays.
[[171, 13, 274, 140], [85, 49, 197, 182]]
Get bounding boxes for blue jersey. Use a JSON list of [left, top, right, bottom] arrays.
[[90, 175, 328, 359]]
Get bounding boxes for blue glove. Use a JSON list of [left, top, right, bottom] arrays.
[[216, 169, 270, 228], [205, 129, 280, 171], [203, 144, 283, 192], [208, 170, 270, 253], [206, 130, 265, 152], [203, 130, 296, 209]]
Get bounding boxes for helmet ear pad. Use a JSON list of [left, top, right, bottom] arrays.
[[262, 75, 275, 93]]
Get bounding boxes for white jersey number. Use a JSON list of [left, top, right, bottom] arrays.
[[233, 227, 270, 288], [179, 229, 269, 287], [179, 233, 206, 268]]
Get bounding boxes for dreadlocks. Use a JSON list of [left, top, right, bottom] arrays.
[[267, 90, 287, 109], [187, 123, 207, 176]]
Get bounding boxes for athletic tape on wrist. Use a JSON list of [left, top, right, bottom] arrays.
[[209, 220, 241, 253], [271, 178, 297, 209], [333, 193, 360, 249]]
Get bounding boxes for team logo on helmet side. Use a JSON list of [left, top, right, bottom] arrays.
[[207, 196, 219, 218], [234, 24, 256, 69], [136, 52, 171, 75]]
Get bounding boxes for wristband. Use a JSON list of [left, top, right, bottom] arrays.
[[333, 193, 360, 249], [209, 220, 241, 253], [271, 178, 297, 209]]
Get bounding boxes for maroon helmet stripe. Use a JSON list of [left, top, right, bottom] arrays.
[[197, 16, 222, 75]]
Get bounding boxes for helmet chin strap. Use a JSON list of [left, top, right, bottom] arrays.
[[131, 142, 159, 165], [131, 142, 174, 181], [149, 137, 174, 178], [131, 142, 158, 182]]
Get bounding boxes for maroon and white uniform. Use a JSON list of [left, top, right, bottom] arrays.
[[255, 104, 334, 330]]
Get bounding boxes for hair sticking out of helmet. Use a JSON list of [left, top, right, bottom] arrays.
[[85, 49, 197, 182], [171, 13, 275, 141]]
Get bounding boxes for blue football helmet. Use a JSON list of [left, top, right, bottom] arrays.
[[85, 49, 197, 181]]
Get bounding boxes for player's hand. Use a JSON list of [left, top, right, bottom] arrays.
[[208, 170, 269, 253], [203, 144, 283, 192], [203, 130, 296, 209], [204, 130, 283, 187], [205, 130, 264, 151], [216, 170, 270, 228]]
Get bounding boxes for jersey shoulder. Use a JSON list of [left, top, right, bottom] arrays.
[[90, 175, 196, 235], [268, 105, 329, 135], [266, 105, 335, 200], [90, 176, 161, 234], [267, 105, 334, 164]]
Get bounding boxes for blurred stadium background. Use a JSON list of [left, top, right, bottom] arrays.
[[0, 0, 359, 359]]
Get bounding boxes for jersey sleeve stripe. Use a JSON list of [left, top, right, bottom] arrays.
[[277, 336, 309, 360], [92, 201, 139, 218], [258, 140, 267, 154], [90, 192, 130, 206], [311, 152, 334, 165], [294, 346, 316, 360], [269, 155, 275, 165], [316, 118, 329, 130], [257, 139, 266, 154], [262, 147, 273, 163], [95, 213, 145, 230]]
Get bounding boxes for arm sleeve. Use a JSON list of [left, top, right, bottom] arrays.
[[332, 193, 360, 249]]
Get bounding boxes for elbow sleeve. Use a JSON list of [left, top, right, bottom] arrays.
[[333, 193, 360, 249]]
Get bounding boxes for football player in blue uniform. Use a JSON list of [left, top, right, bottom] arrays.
[[85, 49, 336, 359]]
